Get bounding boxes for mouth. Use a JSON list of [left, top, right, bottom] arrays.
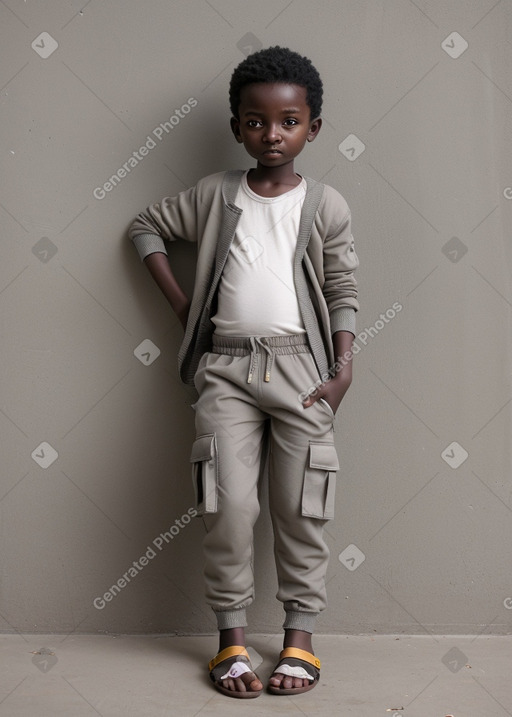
[[263, 149, 282, 155]]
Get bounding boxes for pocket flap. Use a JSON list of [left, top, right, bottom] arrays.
[[309, 442, 339, 471], [190, 434, 216, 463]]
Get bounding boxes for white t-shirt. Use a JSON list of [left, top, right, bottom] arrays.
[[211, 171, 307, 336]]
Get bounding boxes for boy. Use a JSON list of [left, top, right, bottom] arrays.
[[129, 46, 359, 698]]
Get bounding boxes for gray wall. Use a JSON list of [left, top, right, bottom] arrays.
[[1, 0, 511, 636]]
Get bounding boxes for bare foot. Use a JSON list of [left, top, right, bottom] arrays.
[[213, 627, 263, 697], [268, 629, 316, 692]]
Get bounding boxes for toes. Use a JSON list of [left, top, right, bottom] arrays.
[[269, 673, 311, 691], [221, 671, 262, 693], [234, 677, 248, 692], [239, 671, 262, 692], [282, 675, 294, 690], [268, 672, 284, 687], [242, 672, 263, 691], [222, 677, 245, 692], [248, 676, 263, 692], [269, 673, 301, 690]]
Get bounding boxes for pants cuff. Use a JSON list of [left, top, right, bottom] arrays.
[[213, 607, 248, 630], [283, 609, 319, 633]]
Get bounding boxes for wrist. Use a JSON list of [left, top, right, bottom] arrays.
[[333, 359, 352, 377]]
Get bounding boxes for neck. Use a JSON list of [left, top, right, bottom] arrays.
[[250, 161, 298, 186]]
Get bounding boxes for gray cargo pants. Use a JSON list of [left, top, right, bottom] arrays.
[[191, 333, 339, 634]]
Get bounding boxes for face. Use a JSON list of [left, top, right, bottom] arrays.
[[230, 82, 321, 168]]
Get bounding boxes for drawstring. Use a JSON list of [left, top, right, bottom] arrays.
[[260, 339, 273, 383], [247, 337, 274, 384], [247, 337, 257, 384]]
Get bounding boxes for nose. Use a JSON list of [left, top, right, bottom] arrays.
[[263, 123, 281, 143]]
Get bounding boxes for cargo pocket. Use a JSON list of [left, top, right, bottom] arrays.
[[190, 433, 218, 515], [301, 442, 339, 520]]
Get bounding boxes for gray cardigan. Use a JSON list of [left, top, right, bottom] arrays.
[[129, 170, 359, 386]]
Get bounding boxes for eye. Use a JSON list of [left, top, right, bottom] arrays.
[[247, 119, 262, 128], [283, 118, 298, 126]]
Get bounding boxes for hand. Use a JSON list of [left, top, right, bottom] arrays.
[[303, 330, 355, 414], [302, 370, 352, 415]]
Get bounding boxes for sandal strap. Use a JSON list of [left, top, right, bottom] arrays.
[[279, 647, 321, 670], [208, 645, 249, 672]]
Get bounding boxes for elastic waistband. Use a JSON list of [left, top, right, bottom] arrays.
[[211, 333, 310, 356], [211, 333, 310, 383]]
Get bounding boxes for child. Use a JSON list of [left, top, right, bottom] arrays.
[[129, 46, 359, 698]]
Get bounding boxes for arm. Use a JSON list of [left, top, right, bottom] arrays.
[[303, 189, 359, 414], [143, 252, 191, 330], [129, 185, 201, 330]]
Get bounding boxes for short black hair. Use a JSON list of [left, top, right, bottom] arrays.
[[229, 46, 323, 120]]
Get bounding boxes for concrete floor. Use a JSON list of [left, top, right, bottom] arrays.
[[0, 633, 510, 716]]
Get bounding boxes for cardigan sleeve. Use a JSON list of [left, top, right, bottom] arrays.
[[321, 191, 359, 336], [128, 184, 199, 261]]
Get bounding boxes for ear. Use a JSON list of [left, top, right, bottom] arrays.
[[307, 117, 322, 142], [230, 116, 244, 143]]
